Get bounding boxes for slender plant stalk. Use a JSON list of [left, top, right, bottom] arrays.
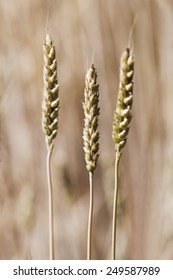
[[112, 48, 134, 259], [87, 172, 93, 260], [47, 147, 54, 260], [42, 34, 59, 260], [112, 149, 121, 260], [83, 64, 100, 260]]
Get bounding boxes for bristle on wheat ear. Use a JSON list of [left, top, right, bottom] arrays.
[[83, 64, 100, 173], [112, 48, 134, 154], [42, 34, 60, 151]]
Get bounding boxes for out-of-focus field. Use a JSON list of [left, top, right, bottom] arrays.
[[0, 0, 173, 260]]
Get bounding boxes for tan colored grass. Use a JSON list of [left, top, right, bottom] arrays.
[[112, 47, 134, 260], [42, 33, 60, 260], [83, 64, 100, 260]]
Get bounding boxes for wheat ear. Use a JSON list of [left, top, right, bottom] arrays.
[[83, 64, 100, 260], [42, 33, 59, 260], [112, 48, 134, 260]]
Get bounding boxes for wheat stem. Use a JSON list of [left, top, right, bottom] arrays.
[[112, 48, 134, 260], [87, 171, 93, 260], [83, 64, 100, 260], [112, 149, 121, 260], [47, 146, 54, 260], [42, 34, 59, 260]]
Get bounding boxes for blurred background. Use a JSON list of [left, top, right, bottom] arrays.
[[0, 0, 173, 260]]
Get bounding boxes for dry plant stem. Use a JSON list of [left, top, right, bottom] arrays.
[[87, 172, 93, 260], [47, 147, 54, 260], [83, 65, 100, 260], [112, 48, 134, 259], [112, 149, 121, 260], [42, 34, 59, 260]]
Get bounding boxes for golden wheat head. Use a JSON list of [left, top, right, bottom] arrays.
[[112, 48, 134, 154], [83, 64, 100, 173], [42, 34, 60, 151]]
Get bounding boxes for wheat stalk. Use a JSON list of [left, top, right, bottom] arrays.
[[112, 47, 134, 260], [42, 33, 59, 260], [83, 64, 100, 260]]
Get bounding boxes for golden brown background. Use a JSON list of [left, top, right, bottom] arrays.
[[0, 0, 173, 260]]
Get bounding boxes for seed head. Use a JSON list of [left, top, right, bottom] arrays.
[[83, 64, 100, 173], [112, 48, 134, 154], [42, 34, 60, 151]]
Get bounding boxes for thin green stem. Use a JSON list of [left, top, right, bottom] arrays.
[[47, 147, 54, 260], [87, 171, 93, 260], [112, 150, 121, 260]]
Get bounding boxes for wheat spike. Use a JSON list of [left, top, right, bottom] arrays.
[[83, 64, 100, 173], [112, 48, 134, 154], [42, 34, 59, 151]]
